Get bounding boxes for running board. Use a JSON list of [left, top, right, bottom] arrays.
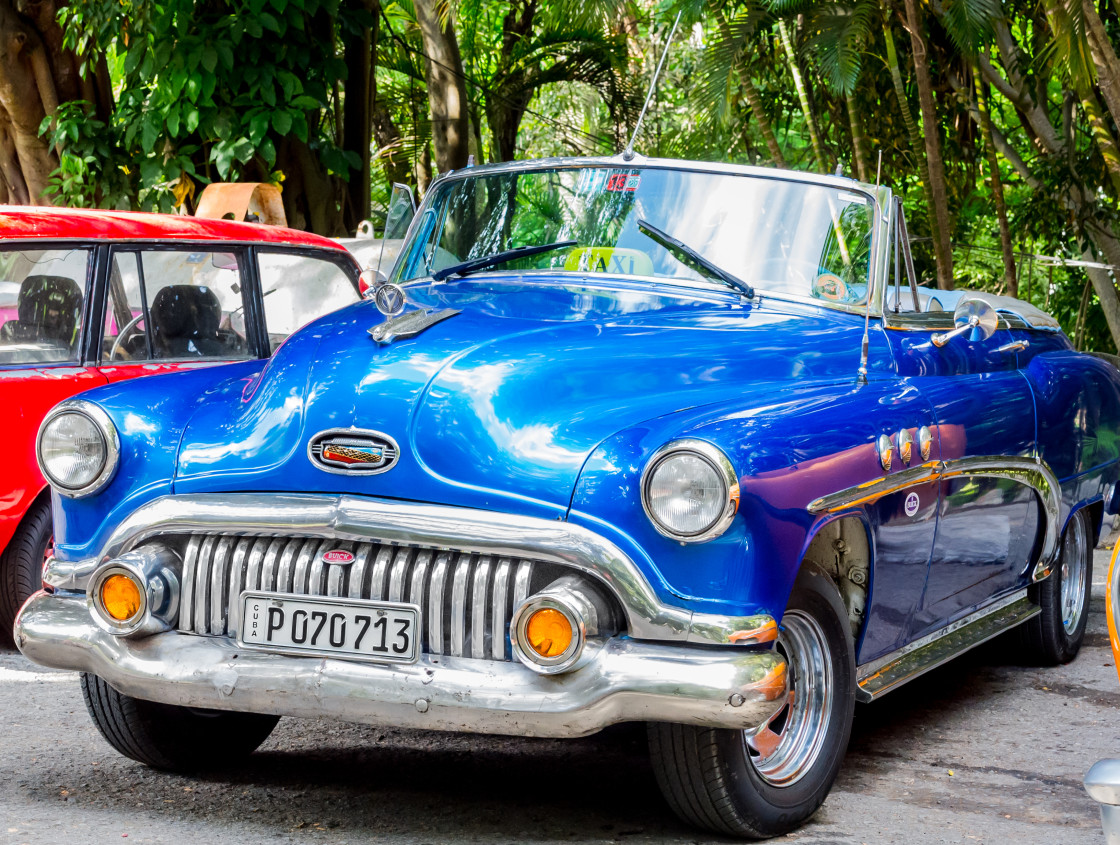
[[856, 590, 1038, 702]]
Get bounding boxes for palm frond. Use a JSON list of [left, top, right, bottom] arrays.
[[802, 1, 878, 95], [939, 0, 1002, 53]]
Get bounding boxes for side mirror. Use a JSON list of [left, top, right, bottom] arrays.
[[932, 297, 998, 348], [359, 268, 389, 299]]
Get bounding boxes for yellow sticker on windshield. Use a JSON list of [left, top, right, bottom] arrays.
[[564, 247, 654, 276]]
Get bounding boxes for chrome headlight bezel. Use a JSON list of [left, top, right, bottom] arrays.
[[35, 400, 120, 498], [640, 439, 740, 543]]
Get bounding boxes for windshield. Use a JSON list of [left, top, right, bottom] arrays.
[[394, 165, 876, 305]]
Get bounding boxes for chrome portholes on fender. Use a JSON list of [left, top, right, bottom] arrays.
[[641, 439, 740, 543], [808, 454, 1061, 581], [896, 428, 914, 465], [744, 609, 833, 786], [1061, 511, 1089, 635], [918, 425, 933, 461], [876, 434, 893, 472]]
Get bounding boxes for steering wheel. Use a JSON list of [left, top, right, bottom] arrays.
[[109, 313, 146, 361], [811, 272, 853, 302]]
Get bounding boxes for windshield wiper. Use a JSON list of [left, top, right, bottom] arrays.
[[431, 239, 577, 282], [636, 219, 754, 298]]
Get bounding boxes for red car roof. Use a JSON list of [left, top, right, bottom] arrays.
[[0, 206, 348, 252]]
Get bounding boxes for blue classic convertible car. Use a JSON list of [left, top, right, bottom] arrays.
[[15, 156, 1120, 838]]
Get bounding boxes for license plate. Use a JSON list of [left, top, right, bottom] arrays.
[[237, 592, 420, 664]]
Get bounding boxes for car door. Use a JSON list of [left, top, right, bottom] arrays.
[[0, 242, 106, 550], [94, 244, 261, 384], [883, 222, 1041, 641]]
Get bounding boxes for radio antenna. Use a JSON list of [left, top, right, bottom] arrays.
[[857, 150, 884, 386], [622, 10, 683, 161]]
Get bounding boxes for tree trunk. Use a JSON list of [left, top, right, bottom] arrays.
[[277, 135, 345, 235], [341, 0, 377, 233], [845, 92, 870, 181], [715, 8, 786, 167], [372, 102, 411, 188], [1079, 84, 1120, 198], [973, 66, 1017, 297], [0, 0, 114, 205], [901, 0, 954, 289], [484, 82, 531, 163], [1081, 0, 1120, 128], [413, 0, 469, 173], [882, 5, 943, 281], [0, 0, 57, 203], [777, 19, 827, 172]]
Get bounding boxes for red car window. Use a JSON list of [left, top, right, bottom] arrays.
[[0, 247, 90, 366]]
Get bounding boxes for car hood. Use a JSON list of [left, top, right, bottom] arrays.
[[173, 278, 880, 518]]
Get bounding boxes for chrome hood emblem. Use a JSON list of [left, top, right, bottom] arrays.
[[308, 429, 399, 475], [369, 307, 460, 345]]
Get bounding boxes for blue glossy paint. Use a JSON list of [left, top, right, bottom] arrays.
[[51, 269, 1120, 662]]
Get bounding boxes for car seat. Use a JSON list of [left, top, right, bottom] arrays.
[[0, 275, 83, 347], [149, 285, 230, 358]]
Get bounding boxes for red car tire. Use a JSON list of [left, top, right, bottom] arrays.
[[0, 499, 51, 646]]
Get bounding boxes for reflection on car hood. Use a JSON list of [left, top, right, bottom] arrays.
[[173, 277, 883, 518]]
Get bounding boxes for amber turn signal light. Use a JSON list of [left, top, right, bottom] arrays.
[[100, 573, 142, 622], [525, 607, 573, 658]]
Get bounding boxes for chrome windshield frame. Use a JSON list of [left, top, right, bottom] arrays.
[[396, 154, 892, 318]]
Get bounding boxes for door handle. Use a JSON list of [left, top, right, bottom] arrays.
[[997, 339, 1029, 354]]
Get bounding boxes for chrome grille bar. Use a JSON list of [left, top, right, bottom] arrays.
[[178, 535, 537, 661]]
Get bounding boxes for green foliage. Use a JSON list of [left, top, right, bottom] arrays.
[[36, 0, 1120, 352], [51, 0, 373, 211]]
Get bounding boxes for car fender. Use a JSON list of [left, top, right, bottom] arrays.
[[568, 376, 933, 626]]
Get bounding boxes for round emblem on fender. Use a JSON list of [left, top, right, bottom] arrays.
[[374, 283, 407, 317], [322, 549, 355, 565], [904, 491, 920, 517]]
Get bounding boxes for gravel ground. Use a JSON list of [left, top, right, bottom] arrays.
[[2, 550, 1118, 845]]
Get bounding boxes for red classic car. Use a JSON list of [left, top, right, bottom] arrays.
[[0, 207, 362, 639]]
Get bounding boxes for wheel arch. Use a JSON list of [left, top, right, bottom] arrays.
[[790, 512, 874, 645], [0, 485, 51, 559]]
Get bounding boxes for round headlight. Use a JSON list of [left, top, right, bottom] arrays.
[[642, 440, 739, 542], [36, 401, 119, 498]]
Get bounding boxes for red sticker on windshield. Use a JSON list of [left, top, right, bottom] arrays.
[[606, 172, 641, 192]]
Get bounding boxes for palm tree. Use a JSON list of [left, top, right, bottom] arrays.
[[900, 0, 954, 288]]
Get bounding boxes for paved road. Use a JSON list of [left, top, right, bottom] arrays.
[[2, 551, 1118, 845]]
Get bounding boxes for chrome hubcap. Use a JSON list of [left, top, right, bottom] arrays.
[[743, 609, 833, 787], [1060, 516, 1087, 635]]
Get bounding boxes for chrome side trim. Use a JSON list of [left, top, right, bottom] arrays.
[[808, 461, 942, 513], [808, 455, 1061, 579], [44, 493, 776, 647], [856, 590, 1037, 702], [16, 591, 789, 739]]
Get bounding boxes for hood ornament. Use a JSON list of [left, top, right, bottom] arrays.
[[374, 283, 407, 317], [369, 307, 460, 345]]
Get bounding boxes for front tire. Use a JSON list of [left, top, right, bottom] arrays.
[[0, 499, 52, 646], [80, 673, 280, 772], [648, 565, 855, 839], [1020, 508, 1093, 665]]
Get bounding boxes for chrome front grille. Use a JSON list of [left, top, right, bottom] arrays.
[[178, 534, 536, 660]]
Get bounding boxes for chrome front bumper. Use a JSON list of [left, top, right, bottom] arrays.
[[15, 591, 788, 738]]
